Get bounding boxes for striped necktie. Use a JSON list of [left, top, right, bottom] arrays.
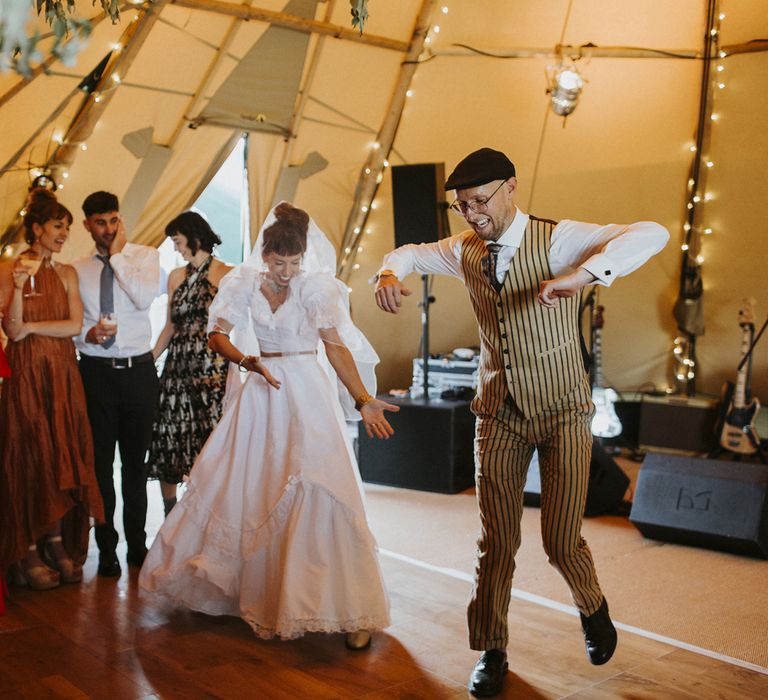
[[484, 243, 503, 292]]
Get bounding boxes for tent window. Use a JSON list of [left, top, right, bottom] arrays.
[[192, 135, 250, 264]]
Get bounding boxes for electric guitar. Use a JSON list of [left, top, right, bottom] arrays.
[[590, 305, 623, 438], [719, 299, 761, 454]]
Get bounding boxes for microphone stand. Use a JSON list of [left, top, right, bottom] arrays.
[[418, 274, 436, 401], [580, 286, 597, 385]]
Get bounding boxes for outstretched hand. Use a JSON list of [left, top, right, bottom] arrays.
[[375, 276, 412, 314], [360, 398, 400, 439]]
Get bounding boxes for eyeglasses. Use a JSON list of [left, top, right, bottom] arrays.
[[449, 179, 507, 216]]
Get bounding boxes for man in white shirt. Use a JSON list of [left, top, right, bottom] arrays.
[[73, 191, 161, 579], [375, 148, 669, 698]]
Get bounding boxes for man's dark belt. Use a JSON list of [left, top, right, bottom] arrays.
[[79, 351, 154, 370]]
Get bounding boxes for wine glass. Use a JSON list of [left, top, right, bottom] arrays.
[[20, 252, 42, 298], [99, 312, 118, 332]]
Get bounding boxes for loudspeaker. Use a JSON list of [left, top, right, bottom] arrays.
[[358, 395, 474, 493], [391, 163, 448, 247], [523, 440, 630, 516], [630, 453, 768, 558]]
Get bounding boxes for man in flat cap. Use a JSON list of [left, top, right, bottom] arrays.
[[374, 147, 668, 697]]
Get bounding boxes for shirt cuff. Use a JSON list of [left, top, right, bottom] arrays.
[[580, 253, 616, 286]]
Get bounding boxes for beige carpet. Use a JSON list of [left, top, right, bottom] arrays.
[[361, 457, 768, 670]]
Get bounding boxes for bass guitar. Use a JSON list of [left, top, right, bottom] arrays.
[[590, 304, 623, 439], [719, 299, 761, 454]]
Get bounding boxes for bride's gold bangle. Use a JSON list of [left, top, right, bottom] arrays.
[[354, 391, 375, 411], [238, 355, 258, 372]]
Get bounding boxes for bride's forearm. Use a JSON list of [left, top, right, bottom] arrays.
[[208, 331, 247, 364]]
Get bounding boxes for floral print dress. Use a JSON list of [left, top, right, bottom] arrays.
[[148, 257, 228, 484]]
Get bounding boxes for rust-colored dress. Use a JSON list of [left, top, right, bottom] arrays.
[[0, 260, 104, 569]]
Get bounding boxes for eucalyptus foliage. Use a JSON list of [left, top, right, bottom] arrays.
[[1, 0, 121, 76], [350, 0, 369, 35], [2, 0, 369, 76]]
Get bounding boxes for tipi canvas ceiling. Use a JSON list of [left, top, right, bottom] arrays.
[[1, 0, 767, 403]]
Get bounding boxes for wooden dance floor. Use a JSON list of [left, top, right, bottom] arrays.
[[2, 547, 768, 699]]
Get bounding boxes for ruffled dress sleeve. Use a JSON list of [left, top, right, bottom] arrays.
[[206, 265, 258, 335], [300, 274, 379, 421], [206, 265, 260, 409]]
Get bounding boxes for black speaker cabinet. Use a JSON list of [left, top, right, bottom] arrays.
[[391, 163, 448, 247], [630, 453, 768, 558], [638, 395, 718, 453], [358, 396, 474, 493], [524, 440, 630, 515]]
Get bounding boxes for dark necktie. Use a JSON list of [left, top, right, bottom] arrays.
[[484, 243, 504, 293], [97, 255, 116, 349]]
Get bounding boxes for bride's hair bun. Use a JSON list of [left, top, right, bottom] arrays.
[[262, 203, 309, 257], [273, 202, 310, 230]]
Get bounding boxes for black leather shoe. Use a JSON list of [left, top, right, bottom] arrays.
[[468, 649, 508, 698], [97, 553, 122, 578], [580, 597, 617, 665], [126, 548, 148, 567]]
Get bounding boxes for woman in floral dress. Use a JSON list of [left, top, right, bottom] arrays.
[[148, 212, 232, 516]]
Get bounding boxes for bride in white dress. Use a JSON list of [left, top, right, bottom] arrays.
[[139, 203, 399, 649]]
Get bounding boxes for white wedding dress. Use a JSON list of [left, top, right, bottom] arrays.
[[139, 270, 390, 639]]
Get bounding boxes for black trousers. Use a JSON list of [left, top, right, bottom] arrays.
[[79, 357, 159, 557]]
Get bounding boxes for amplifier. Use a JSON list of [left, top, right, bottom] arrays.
[[638, 394, 718, 453], [410, 355, 479, 398]]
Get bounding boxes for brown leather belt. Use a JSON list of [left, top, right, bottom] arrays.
[[261, 350, 317, 358]]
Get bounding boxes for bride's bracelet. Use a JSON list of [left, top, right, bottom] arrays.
[[354, 391, 375, 411], [238, 355, 259, 372]]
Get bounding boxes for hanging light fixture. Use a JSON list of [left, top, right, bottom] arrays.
[[546, 55, 584, 118]]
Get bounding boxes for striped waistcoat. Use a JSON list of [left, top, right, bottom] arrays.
[[460, 216, 586, 419]]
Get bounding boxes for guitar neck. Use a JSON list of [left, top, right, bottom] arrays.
[[592, 328, 604, 388], [733, 325, 753, 408]]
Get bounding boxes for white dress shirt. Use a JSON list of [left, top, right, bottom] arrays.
[[378, 209, 669, 286], [72, 243, 161, 358]]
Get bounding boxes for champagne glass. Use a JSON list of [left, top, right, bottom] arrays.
[[100, 312, 118, 331], [20, 252, 42, 298]]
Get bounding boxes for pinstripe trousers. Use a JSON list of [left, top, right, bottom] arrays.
[[467, 379, 604, 650]]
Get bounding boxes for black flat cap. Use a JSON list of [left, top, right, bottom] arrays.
[[444, 148, 516, 191]]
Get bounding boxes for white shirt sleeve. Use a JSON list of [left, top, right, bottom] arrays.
[[109, 243, 161, 310], [378, 233, 466, 282], [549, 219, 669, 286]]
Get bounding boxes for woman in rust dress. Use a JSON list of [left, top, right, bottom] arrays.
[[0, 189, 104, 590]]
